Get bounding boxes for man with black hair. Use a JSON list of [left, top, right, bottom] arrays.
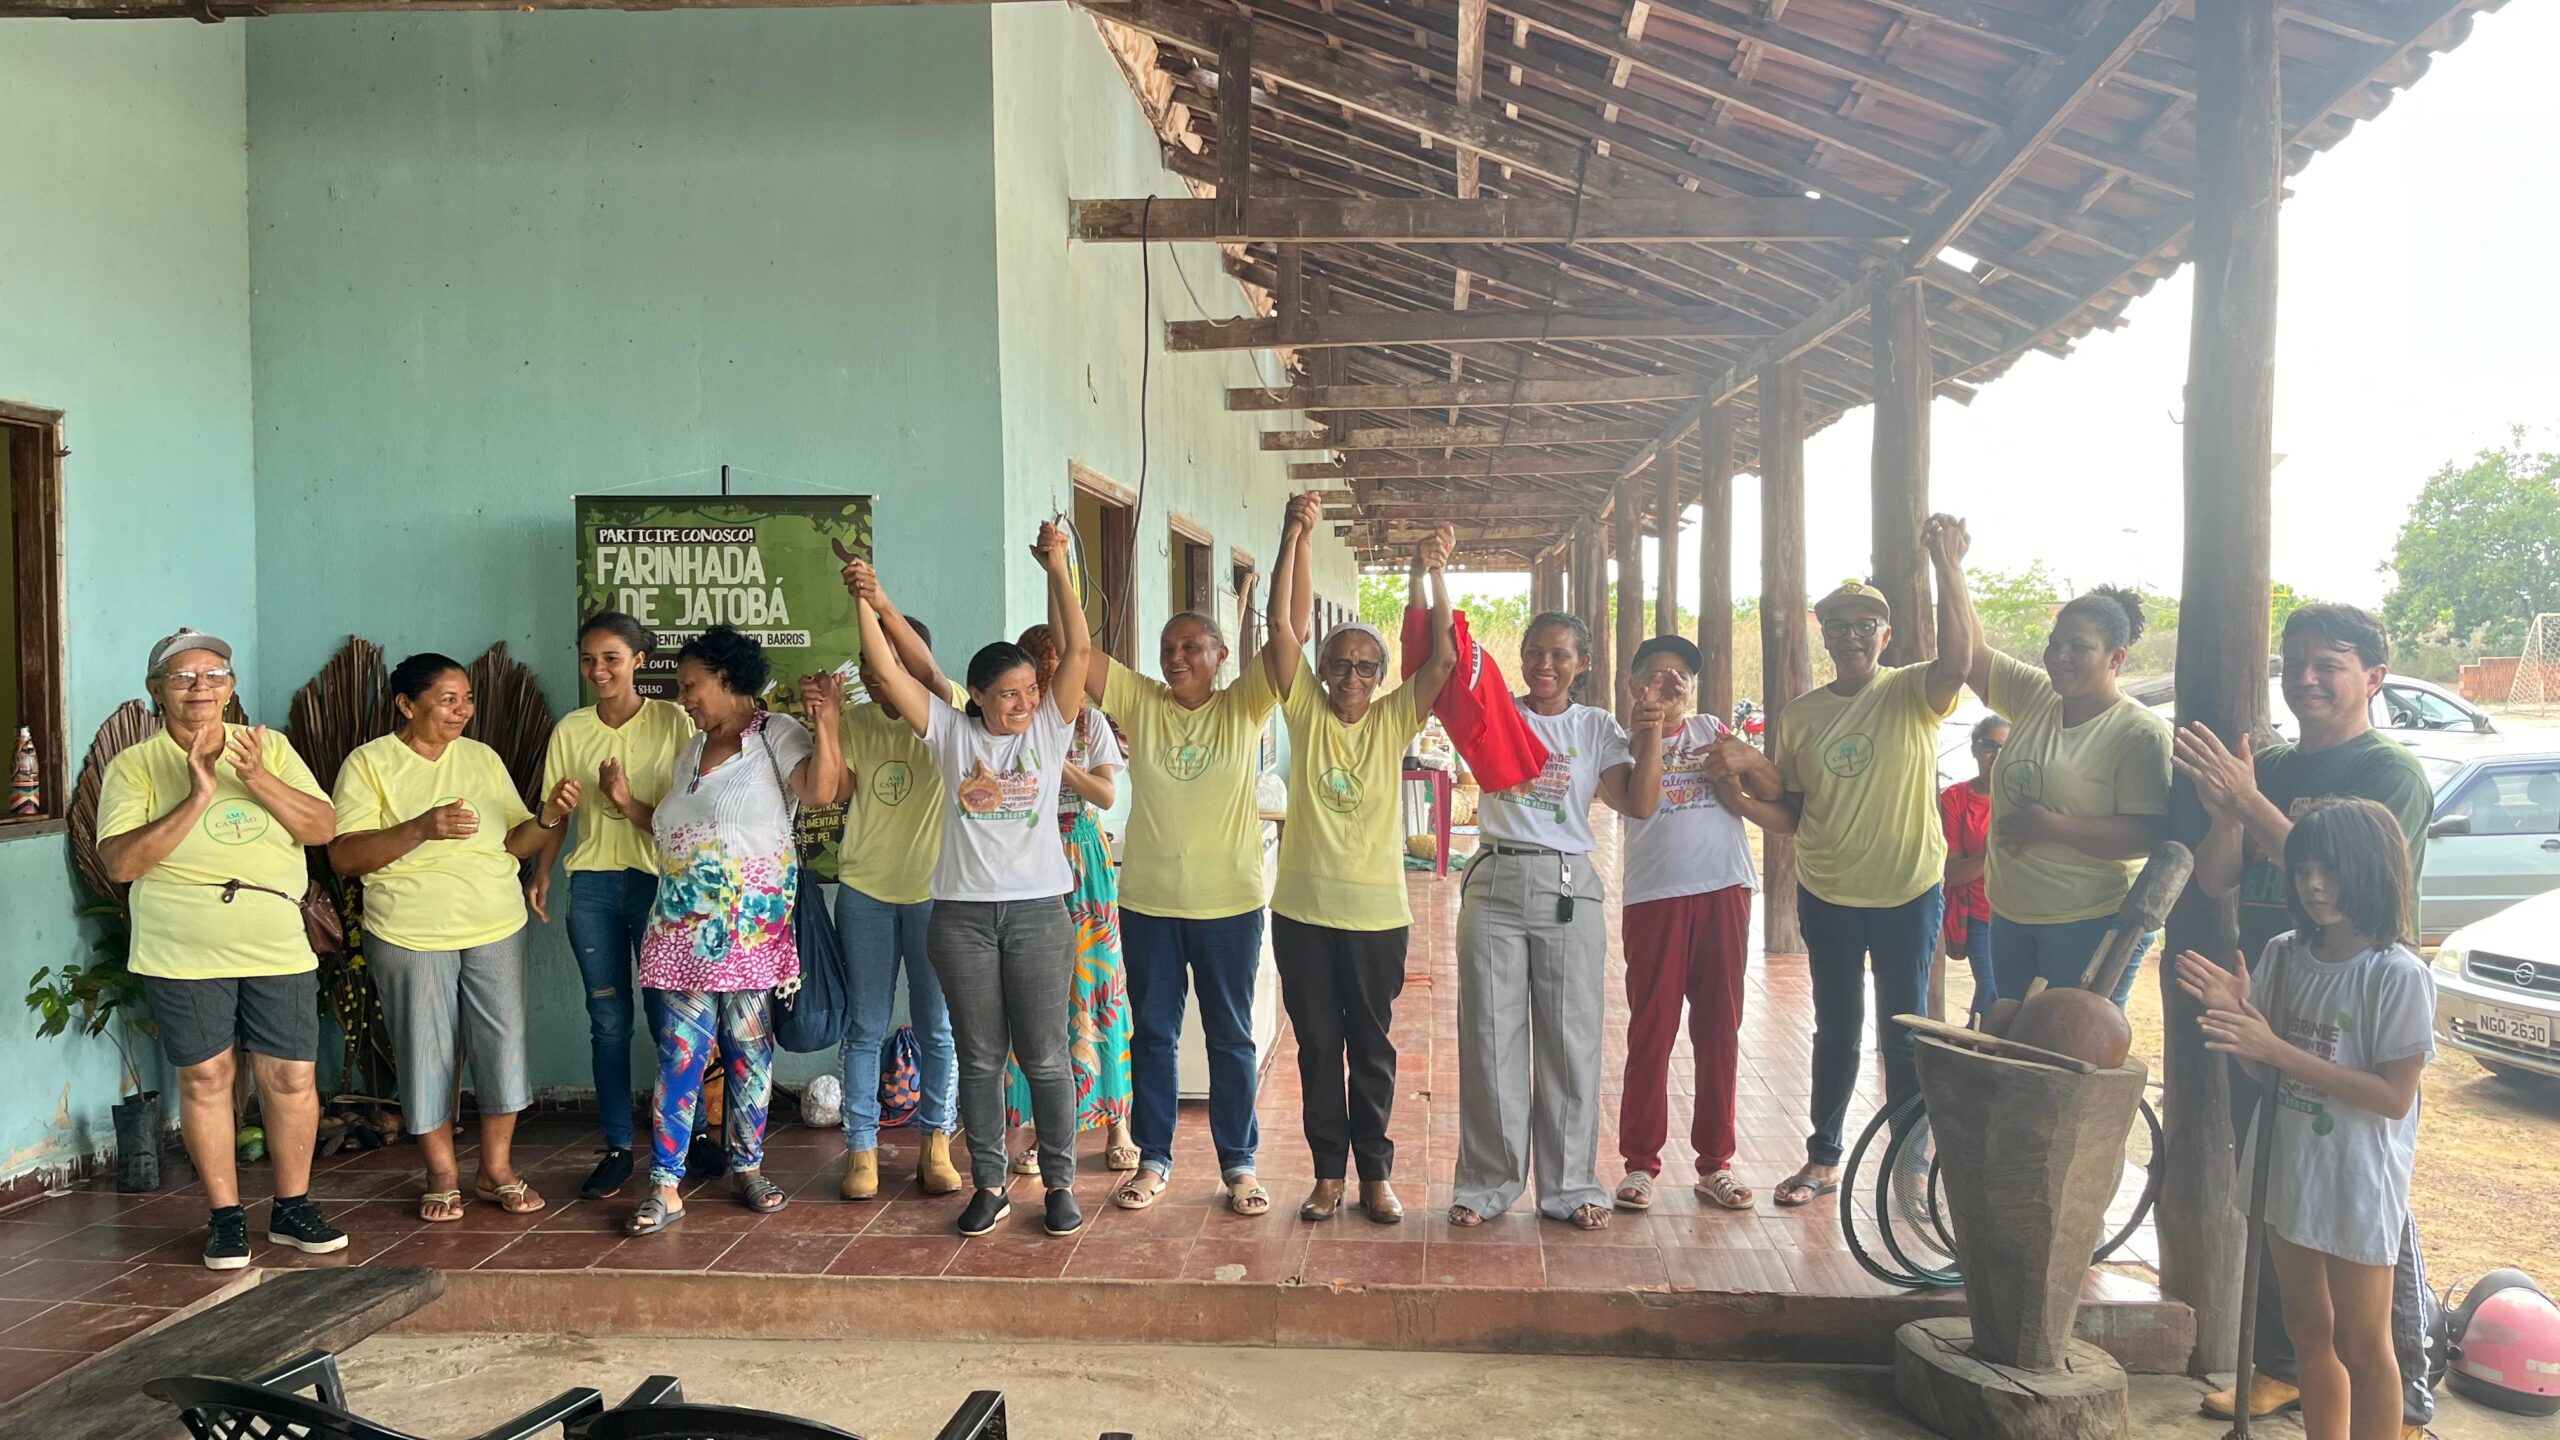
[[2175, 601, 2443, 1436]]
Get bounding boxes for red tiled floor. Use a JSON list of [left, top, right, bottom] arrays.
[[0, 811, 2167, 1385]]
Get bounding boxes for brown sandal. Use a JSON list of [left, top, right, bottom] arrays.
[[1567, 1203, 1611, 1231], [1446, 1204, 1486, 1229]]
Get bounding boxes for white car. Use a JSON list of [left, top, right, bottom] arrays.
[[2432, 887, 2560, 1083], [2141, 673, 2498, 748]]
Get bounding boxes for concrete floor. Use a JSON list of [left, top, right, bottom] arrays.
[[345, 1334, 2541, 1439]]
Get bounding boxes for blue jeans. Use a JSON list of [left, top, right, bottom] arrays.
[[1124, 907, 1265, 1179], [834, 885, 957, 1150], [1989, 914, 2155, 1009], [566, 868, 661, 1150], [1798, 885, 1941, 1167], [1948, 913, 1997, 1015]]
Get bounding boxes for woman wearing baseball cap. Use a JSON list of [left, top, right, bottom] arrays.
[[97, 629, 346, 1269], [1714, 516, 1979, 1210]]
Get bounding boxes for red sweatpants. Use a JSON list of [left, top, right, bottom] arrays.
[[1618, 886, 1752, 1176]]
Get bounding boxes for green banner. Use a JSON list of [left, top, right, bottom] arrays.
[[574, 493, 872, 878]]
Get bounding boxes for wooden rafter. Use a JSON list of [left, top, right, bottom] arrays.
[[1070, 195, 1902, 244], [1264, 417, 1664, 449], [1169, 307, 1771, 351]]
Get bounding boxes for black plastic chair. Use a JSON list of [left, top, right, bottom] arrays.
[[579, 1386, 1010, 1440], [146, 1349, 605, 1440]]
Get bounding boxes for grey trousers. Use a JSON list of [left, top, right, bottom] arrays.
[[928, 896, 1078, 1192], [2256, 1211, 2441, 1423], [370, 928, 532, 1135], [1452, 848, 1608, 1220]]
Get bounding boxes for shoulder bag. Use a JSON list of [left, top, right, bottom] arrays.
[[759, 715, 851, 1054]]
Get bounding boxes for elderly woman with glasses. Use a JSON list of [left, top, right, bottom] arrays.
[[1269, 524, 1456, 1224], [1713, 516, 1979, 1211], [97, 629, 345, 1271]]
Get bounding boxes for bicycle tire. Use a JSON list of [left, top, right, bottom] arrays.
[[2091, 1096, 2164, 1265], [1840, 1092, 1940, 1290], [1877, 1100, 1962, 1289]]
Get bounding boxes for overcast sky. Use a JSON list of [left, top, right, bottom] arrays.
[[1449, 2, 2560, 612]]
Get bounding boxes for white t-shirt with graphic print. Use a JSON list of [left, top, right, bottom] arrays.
[[1623, 714, 1760, 906], [1475, 701, 1631, 856], [921, 692, 1076, 903]]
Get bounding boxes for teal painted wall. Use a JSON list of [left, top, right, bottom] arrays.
[[245, 9, 1006, 1090], [0, 23, 255, 1177], [987, 6, 1357, 651]]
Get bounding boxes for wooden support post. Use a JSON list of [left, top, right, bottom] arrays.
[[1274, 245, 1303, 346], [1697, 402, 1736, 726], [1872, 276, 1934, 667], [1575, 523, 1613, 716], [1760, 359, 1809, 955], [2159, 0, 2280, 1377], [1655, 433, 1683, 638], [1215, 20, 1253, 239], [1615, 482, 1644, 720]]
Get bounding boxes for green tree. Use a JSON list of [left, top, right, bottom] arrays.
[[2381, 436, 2560, 655], [1967, 562, 2064, 659], [1357, 572, 1406, 630]]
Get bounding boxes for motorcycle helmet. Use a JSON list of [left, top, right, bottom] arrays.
[[2449, 1268, 2560, 1416]]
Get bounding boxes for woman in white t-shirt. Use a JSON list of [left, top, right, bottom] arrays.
[[1612, 635, 1760, 1216], [1003, 623, 1134, 1180], [1451, 612, 1665, 1232], [852, 522, 1093, 1243]]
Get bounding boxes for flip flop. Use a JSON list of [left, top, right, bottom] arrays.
[[1113, 1171, 1167, 1211], [473, 1178, 547, 1215], [419, 1190, 465, 1224], [1446, 1205, 1486, 1229], [1772, 1171, 1839, 1209], [1567, 1203, 1611, 1231], [733, 1170, 789, 1214]]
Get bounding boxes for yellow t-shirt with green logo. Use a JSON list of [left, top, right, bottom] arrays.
[[1273, 653, 1427, 932], [838, 700, 946, 906], [1984, 650, 2174, 924], [333, 733, 534, 951], [1105, 656, 1281, 919], [1775, 662, 1955, 909], [98, 727, 327, 980], [540, 699, 694, 876]]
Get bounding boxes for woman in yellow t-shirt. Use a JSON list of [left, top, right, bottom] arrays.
[[1963, 586, 2172, 1007], [98, 628, 344, 1271], [1090, 499, 1308, 1217], [1271, 523, 1456, 1225], [534, 612, 695, 1202], [330, 653, 574, 1224]]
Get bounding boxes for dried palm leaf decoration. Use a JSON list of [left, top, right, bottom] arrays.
[[463, 642, 556, 809], [286, 638, 396, 1096]]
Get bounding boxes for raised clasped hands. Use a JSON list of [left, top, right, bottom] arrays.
[[799, 671, 848, 726], [1921, 513, 1971, 571], [1031, 520, 1071, 573], [840, 557, 886, 608], [1285, 492, 1323, 534]]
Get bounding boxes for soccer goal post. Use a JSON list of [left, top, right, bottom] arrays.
[[2514, 613, 2560, 712]]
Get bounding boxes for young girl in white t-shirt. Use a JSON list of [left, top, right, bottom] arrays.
[[2175, 795, 2435, 1440]]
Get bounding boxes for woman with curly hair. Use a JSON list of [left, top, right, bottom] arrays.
[[623, 625, 844, 1237]]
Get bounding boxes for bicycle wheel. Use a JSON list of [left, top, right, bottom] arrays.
[[2092, 1095, 2164, 1265], [1876, 1099, 1962, 1289], [1840, 1092, 1941, 1290]]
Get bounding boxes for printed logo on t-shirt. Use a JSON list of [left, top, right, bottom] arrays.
[[1499, 746, 1578, 818], [1823, 733, 1876, 779], [1657, 746, 1720, 813], [201, 800, 270, 846], [1317, 767, 1366, 814], [2276, 1010, 2342, 1137], [1163, 741, 1210, 781], [955, 756, 1043, 829], [872, 760, 915, 807], [1998, 758, 2044, 806]]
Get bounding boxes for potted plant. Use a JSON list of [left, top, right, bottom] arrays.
[[25, 902, 162, 1191]]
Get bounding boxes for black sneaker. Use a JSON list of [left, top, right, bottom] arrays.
[[1044, 1187, 1083, 1238], [267, 1199, 348, 1255], [204, 1208, 251, 1271], [581, 1148, 636, 1201], [956, 1187, 1012, 1238]]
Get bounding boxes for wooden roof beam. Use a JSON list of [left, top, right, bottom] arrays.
[[1296, 454, 1629, 480], [1070, 195, 1902, 244], [1169, 306, 1771, 351], [1268, 418, 1666, 449], [1230, 375, 1715, 411]]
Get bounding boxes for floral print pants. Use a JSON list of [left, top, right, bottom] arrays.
[[650, 988, 773, 1188]]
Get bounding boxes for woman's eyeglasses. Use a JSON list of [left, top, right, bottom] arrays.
[[1322, 659, 1385, 680], [164, 668, 236, 689], [1820, 618, 1882, 640]]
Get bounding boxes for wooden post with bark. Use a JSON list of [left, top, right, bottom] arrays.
[[1760, 359, 1809, 955], [1575, 522, 1611, 713], [1872, 276, 1935, 668], [1697, 401, 1736, 726], [1656, 434, 1684, 638], [1614, 482, 1644, 720], [2158, 0, 2280, 1376]]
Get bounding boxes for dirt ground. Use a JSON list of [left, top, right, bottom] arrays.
[[342, 1333, 2549, 1440]]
